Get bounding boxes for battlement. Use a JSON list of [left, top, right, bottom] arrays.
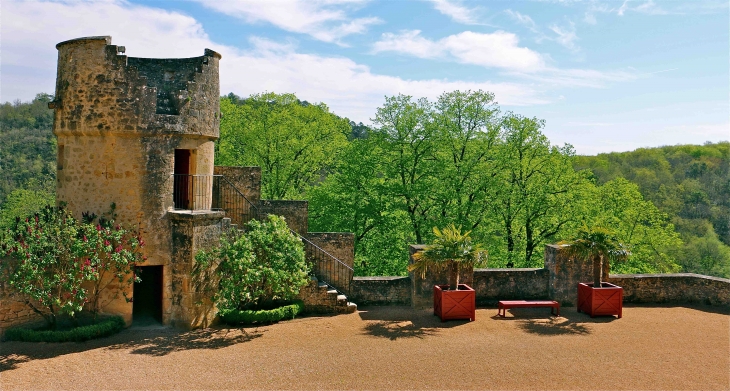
[[50, 36, 221, 138]]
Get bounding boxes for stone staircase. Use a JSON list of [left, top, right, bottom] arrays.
[[216, 178, 358, 315], [296, 276, 357, 314]]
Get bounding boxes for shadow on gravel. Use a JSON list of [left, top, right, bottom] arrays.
[[358, 306, 466, 340], [492, 307, 619, 336], [106, 326, 264, 356], [0, 326, 263, 371]]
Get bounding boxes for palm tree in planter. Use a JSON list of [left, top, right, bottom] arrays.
[[559, 226, 630, 318], [409, 225, 487, 322]]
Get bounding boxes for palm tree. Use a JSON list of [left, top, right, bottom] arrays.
[[408, 224, 487, 290], [558, 226, 630, 287]]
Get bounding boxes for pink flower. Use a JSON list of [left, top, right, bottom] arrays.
[[104, 240, 110, 246]]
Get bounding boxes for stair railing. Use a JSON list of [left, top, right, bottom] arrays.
[[212, 176, 353, 296]]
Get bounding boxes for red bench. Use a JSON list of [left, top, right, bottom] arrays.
[[498, 300, 560, 317]]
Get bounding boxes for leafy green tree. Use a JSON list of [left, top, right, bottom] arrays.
[[580, 178, 682, 274], [0, 180, 55, 229], [371, 94, 436, 244], [0, 93, 56, 205], [490, 113, 587, 267], [196, 215, 309, 311], [430, 90, 501, 231], [216, 93, 350, 199], [558, 226, 630, 287], [409, 225, 487, 290]]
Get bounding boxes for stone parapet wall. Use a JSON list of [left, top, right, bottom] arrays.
[[609, 273, 730, 306], [350, 277, 411, 306], [257, 200, 308, 234], [214, 166, 261, 205], [473, 268, 549, 306]]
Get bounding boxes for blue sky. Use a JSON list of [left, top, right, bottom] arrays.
[[1, 0, 727, 154]]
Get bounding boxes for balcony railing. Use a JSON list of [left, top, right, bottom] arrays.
[[172, 174, 217, 211]]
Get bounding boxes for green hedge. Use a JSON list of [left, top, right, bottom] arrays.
[[219, 301, 304, 325], [4, 316, 125, 342]]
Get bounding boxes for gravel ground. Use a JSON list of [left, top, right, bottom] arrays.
[[1, 304, 728, 391]]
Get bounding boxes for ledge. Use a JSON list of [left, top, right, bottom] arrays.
[[353, 276, 409, 281], [167, 210, 224, 222]]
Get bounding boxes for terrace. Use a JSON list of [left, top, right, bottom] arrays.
[[2, 304, 727, 390]]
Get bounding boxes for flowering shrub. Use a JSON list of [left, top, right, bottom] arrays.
[[0, 204, 143, 329]]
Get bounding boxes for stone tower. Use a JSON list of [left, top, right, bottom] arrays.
[[50, 36, 223, 327]]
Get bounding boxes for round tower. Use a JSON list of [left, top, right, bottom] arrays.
[[50, 36, 222, 325]]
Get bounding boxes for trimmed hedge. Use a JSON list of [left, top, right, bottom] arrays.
[[219, 301, 304, 325], [4, 316, 125, 342]]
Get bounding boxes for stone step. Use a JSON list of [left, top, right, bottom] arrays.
[[336, 294, 347, 302]]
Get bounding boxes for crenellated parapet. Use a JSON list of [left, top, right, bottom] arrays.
[[51, 36, 221, 139]]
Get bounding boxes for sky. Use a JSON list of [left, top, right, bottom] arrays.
[[1, 0, 728, 155]]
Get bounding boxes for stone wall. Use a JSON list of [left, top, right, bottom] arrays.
[[544, 244, 596, 306], [214, 166, 262, 205], [350, 277, 411, 306], [0, 271, 45, 336], [169, 210, 224, 329], [473, 268, 549, 306], [305, 232, 354, 293], [296, 278, 340, 314], [257, 200, 308, 234], [609, 273, 730, 306]]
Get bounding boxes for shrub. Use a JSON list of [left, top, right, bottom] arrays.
[[218, 301, 304, 325], [4, 316, 125, 342], [195, 214, 309, 312], [0, 204, 143, 329]]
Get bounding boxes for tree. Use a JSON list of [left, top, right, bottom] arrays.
[[0, 93, 56, 205], [371, 94, 436, 244], [558, 226, 630, 287], [0, 179, 55, 229], [409, 225, 487, 290], [490, 113, 586, 267], [582, 178, 682, 274], [0, 204, 143, 328], [216, 93, 350, 199], [430, 90, 501, 232]]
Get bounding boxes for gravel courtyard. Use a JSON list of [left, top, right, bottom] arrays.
[[1, 304, 728, 390]]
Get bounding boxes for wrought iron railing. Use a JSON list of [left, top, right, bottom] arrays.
[[172, 174, 216, 211], [211, 175, 353, 296]]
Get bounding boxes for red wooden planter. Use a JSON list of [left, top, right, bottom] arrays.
[[434, 284, 475, 322], [577, 282, 623, 318]]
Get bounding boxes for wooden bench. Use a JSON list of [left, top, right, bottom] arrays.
[[498, 300, 560, 317]]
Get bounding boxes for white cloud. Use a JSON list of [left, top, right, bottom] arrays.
[[193, 0, 381, 45], [583, 12, 597, 25], [0, 0, 549, 123], [372, 30, 545, 72], [430, 0, 480, 25], [506, 10, 580, 51], [548, 22, 578, 51]]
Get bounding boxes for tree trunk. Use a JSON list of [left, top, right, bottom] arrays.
[[448, 261, 460, 290], [593, 255, 603, 288]]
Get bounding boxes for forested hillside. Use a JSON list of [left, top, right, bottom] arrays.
[[575, 143, 730, 278], [0, 94, 56, 227], [1, 92, 727, 279]]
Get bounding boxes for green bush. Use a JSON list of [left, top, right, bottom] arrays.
[[219, 301, 304, 325], [195, 214, 309, 312], [4, 316, 125, 342]]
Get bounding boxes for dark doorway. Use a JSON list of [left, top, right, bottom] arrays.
[[174, 149, 192, 209], [133, 266, 163, 325]]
